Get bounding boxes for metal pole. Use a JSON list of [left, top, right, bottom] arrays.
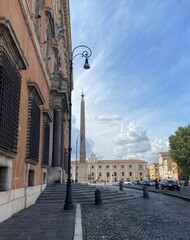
[[64, 45, 92, 210], [75, 137, 78, 182], [64, 60, 74, 210]]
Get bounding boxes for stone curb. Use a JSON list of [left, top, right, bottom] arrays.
[[126, 185, 190, 201], [74, 203, 83, 240]]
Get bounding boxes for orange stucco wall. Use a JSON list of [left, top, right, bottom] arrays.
[[0, 0, 51, 188]]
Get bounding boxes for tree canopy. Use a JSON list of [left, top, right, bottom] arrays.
[[169, 125, 190, 179]]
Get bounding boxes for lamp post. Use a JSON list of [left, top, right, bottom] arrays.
[[64, 45, 92, 210]]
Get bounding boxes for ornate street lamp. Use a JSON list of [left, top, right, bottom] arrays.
[[64, 45, 92, 210]]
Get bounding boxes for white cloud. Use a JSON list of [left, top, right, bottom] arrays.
[[96, 115, 122, 122], [114, 122, 149, 145], [113, 122, 168, 163]]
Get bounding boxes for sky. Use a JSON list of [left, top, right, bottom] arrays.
[[69, 0, 190, 164]]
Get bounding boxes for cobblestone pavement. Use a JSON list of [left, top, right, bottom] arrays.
[[0, 203, 75, 240], [82, 189, 190, 240]]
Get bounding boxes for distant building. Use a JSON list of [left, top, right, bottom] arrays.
[[159, 152, 178, 180], [71, 153, 148, 183], [149, 163, 160, 180], [172, 162, 179, 181]]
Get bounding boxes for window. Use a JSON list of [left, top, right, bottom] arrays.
[[122, 172, 124, 176], [107, 172, 110, 177], [42, 120, 50, 165], [0, 19, 27, 156], [114, 172, 117, 176], [140, 172, 142, 176], [129, 172, 132, 176], [0, 166, 8, 191], [43, 172, 47, 184], [106, 165, 109, 168], [99, 165, 102, 168], [99, 172, 101, 177], [28, 170, 35, 186], [139, 165, 142, 169], [26, 83, 44, 163], [129, 165, 132, 168], [42, 110, 52, 166], [91, 172, 94, 176], [27, 98, 41, 161], [121, 165, 124, 168], [114, 165, 116, 168], [91, 165, 94, 169], [0, 47, 21, 153]]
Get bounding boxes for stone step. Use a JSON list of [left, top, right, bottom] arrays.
[[36, 183, 137, 204]]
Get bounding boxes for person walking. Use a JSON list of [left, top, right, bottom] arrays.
[[119, 179, 124, 191], [155, 178, 159, 189]]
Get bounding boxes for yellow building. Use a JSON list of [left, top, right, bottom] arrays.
[[0, 0, 71, 222], [71, 153, 148, 183], [149, 163, 160, 180]]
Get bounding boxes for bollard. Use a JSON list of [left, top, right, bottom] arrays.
[[143, 186, 149, 198], [95, 188, 102, 205]]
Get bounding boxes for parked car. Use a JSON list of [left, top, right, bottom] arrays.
[[133, 180, 141, 185], [179, 180, 189, 187], [124, 180, 132, 186], [149, 180, 156, 187], [160, 180, 180, 191], [142, 181, 151, 187]]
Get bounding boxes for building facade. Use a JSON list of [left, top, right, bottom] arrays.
[[159, 152, 178, 180], [149, 162, 160, 180], [0, 0, 72, 222], [71, 153, 148, 183], [172, 162, 179, 181]]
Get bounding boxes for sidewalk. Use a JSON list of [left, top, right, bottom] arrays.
[[0, 202, 76, 240]]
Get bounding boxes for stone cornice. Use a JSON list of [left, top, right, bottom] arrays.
[[28, 81, 45, 105], [42, 109, 53, 122], [63, 0, 72, 61], [0, 147, 16, 159], [0, 17, 28, 70]]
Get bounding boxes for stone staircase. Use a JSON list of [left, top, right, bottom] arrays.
[[36, 183, 140, 204]]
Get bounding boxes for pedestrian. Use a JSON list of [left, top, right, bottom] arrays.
[[119, 179, 124, 190], [155, 178, 159, 189]]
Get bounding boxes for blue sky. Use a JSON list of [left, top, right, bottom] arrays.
[[69, 0, 190, 163]]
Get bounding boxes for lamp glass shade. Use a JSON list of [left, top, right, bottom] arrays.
[[83, 58, 90, 69]]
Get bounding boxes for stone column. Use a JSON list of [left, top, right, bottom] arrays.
[[61, 120, 65, 168], [52, 109, 61, 167]]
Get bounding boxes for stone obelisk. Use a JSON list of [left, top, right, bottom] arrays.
[[80, 91, 86, 163], [78, 91, 88, 182]]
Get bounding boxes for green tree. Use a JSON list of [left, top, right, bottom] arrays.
[[169, 125, 190, 180]]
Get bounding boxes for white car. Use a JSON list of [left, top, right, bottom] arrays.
[[124, 180, 132, 186]]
